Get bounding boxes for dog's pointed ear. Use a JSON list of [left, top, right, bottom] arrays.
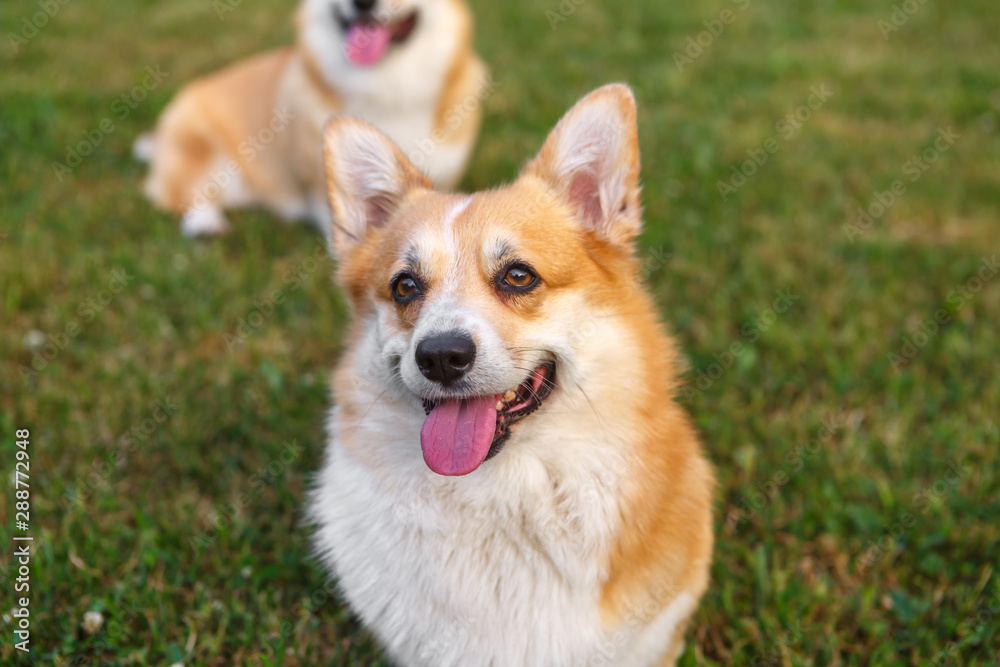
[[323, 117, 432, 258], [522, 84, 642, 247]]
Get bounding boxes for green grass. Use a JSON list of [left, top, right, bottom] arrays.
[[2, 0, 999, 664]]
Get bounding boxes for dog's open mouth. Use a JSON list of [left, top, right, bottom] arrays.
[[335, 9, 419, 67], [419, 361, 556, 476]]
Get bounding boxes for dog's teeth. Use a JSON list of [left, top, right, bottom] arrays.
[[503, 390, 516, 402], [495, 400, 504, 411]]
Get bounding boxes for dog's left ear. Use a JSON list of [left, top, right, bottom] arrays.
[[323, 117, 432, 260], [522, 84, 642, 248]]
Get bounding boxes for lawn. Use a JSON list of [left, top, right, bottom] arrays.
[[1, 0, 999, 664]]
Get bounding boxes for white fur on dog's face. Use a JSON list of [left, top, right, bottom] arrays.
[[298, 0, 463, 78], [370, 196, 558, 404], [297, 0, 477, 190], [325, 0, 425, 23]]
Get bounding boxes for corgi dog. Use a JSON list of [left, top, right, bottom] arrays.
[[136, 0, 487, 237], [310, 85, 714, 666]]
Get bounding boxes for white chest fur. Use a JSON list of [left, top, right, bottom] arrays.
[[311, 395, 691, 667]]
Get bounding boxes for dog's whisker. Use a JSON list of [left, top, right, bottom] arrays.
[[510, 367, 559, 397], [510, 365, 558, 386], [573, 380, 609, 443], [507, 366, 560, 411]]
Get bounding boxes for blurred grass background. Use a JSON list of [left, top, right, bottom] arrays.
[[1, 0, 999, 664]]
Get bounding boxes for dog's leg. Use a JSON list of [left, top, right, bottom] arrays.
[[140, 91, 260, 237], [655, 619, 691, 667], [133, 132, 156, 163], [177, 156, 262, 237], [181, 204, 230, 237]]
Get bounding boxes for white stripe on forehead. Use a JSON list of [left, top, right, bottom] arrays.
[[400, 195, 474, 269], [436, 195, 473, 291], [441, 195, 473, 238]]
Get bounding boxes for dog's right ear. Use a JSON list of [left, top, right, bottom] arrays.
[[322, 117, 431, 259], [521, 84, 641, 249]]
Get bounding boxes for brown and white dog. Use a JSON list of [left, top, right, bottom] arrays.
[[136, 0, 487, 237], [310, 85, 714, 666]]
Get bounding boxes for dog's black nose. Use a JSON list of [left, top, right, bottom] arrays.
[[353, 0, 376, 12], [416, 333, 476, 385]]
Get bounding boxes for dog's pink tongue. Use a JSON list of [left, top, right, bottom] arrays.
[[420, 396, 498, 476], [345, 22, 391, 66]]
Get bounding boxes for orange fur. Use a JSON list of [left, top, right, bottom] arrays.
[[145, 50, 294, 212], [432, 0, 487, 153]]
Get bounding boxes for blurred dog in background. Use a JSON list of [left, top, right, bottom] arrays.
[[136, 0, 487, 237]]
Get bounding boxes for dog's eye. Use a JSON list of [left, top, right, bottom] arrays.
[[501, 264, 538, 291], [391, 273, 422, 302]]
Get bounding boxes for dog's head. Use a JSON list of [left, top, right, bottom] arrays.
[[324, 85, 645, 476], [299, 0, 467, 69]]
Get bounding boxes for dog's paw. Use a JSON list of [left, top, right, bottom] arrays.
[[132, 133, 155, 163], [181, 206, 230, 237]]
